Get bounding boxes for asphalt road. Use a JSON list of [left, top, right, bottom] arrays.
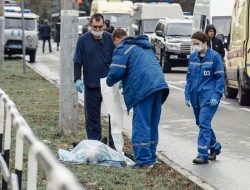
[[28, 42, 250, 190], [158, 67, 250, 190]]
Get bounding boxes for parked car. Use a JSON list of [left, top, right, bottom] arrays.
[[151, 17, 192, 73]]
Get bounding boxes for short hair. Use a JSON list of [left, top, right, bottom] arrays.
[[90, 13, 104, 24], [112, 28, 127, 40], [191, 31, 209, 43]]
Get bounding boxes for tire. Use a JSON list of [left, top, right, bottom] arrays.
[[162, 54, 171, 73], [224, 75, 237, 99], [238, 80, 250, 106], [29, 50, 36, 63]]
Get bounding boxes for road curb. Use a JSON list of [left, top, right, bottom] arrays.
[[26, 62, 59, 87], [26, 61, 84, 106], [157, 152, 216, 190], [122, 128, 216, 190]]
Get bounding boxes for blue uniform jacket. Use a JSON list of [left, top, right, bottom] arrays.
[[185, 48, 224, 108], [106, 35, 169, 111]]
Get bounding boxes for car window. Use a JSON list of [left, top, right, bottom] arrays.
[[155, 22, 164, 32], [165, 23, 192, 36], [5, 18, 36, 30], [142, 19, 158, 33]]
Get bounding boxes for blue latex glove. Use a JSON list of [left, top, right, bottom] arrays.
[[119, 81, 123, 89], [210, 99, 218, 107], [185, 99, 191, 107], [75, 79, 84, 93]]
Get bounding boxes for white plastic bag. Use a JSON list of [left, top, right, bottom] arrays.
[[100, 78, 124, 154]]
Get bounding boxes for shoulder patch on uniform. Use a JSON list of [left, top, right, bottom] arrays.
[[124, 45, 136, 55]]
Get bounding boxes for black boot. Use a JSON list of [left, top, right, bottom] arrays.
[[208, 150, 217, 160], [193, 156, 208, 164]]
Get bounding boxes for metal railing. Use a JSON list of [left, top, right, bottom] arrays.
[[0, 88, 84, 190]]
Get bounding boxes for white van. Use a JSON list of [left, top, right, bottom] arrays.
[[131, 2, 184, 37], [4, 7, 39, 62], [192, 0, 235, 44], [224, 0, 250, 105], [90, 0, 133, 33]]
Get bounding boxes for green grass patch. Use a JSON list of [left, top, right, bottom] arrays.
[[0, 59, 202, 190]]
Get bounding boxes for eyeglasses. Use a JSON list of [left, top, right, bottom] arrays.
[[92, 25, 104, 29]]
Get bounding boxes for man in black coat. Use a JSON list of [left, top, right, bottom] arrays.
[[205, 24, 225, 59], [41, 19, 52, 53], [104, 20, 114, 34]]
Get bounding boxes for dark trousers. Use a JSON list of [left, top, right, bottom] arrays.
[[84, 86, 113, 143], [42, 37, 52, 52]]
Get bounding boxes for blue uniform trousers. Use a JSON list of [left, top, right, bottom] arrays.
[[193, 105, 221, 159], [84, 86, 113, 144], [132, 90, 163, 166]]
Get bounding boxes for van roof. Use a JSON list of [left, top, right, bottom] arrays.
[[5, 12, 39, 19], [133, 2, 184, 20], [93, 0, 133, 14], [159, 17, 193, 24]]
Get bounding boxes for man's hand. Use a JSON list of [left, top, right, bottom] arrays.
[[75, 79, 84, 93]]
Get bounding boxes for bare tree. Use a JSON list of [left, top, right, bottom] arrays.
[[16, 0, 61, 19]]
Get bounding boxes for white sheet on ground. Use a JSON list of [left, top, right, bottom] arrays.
[[58, 140, 134, 167]]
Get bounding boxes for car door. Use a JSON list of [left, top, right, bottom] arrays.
[[152, 21, 165, 60]]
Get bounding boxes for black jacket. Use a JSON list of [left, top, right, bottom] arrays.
[[205, 24, 225, 59], [40, 24, 51, 38]]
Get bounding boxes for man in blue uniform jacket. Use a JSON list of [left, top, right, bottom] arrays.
[[106, 29, 169, 168]]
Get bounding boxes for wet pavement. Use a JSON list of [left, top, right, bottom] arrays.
[[27, 41, 250, 190]]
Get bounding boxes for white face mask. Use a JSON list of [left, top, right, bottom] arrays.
[[91, 30, 103, 37], [194, 44, 203, 52]]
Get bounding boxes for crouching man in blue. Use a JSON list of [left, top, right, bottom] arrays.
[[185, 32, 224, 164], [106, 29, 169, 168]]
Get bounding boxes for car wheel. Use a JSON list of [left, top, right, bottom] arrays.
[[162, 54, 171, 73], [224, 74, 237, 99], [238, 79, 250, 105]]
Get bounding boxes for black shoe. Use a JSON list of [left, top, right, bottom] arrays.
[[124, 152, 135, 161], [193, 156, 208, 164], [132, 164, 154, 169], [72, 141, 79, 148], [101, 137, 107, 145], [208, 151, 217, 160], [109, 143, 116, 150], [100, 137, 115, 149]]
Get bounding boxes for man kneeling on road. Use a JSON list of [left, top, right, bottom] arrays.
[[106, 28, 169, 168]]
